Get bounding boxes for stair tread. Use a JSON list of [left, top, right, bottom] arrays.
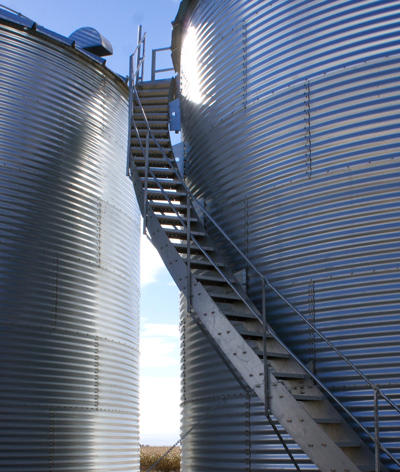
[[292, 393, 324, 401], [195, 274, 232, 283], [173, 242, 214, 253], [137, 78, 172, 90], [314, 417, 342, 424], [157, 215, 197, 224], [133, 104, 168, 112], [134, 157, 175, 167], [208, 291, 241, 300], [138, 169, 176, 178], [134, 120, 169, 129], [182, 257, 224, 268], [152, 202, 187, 211], [254, 348, 290, 359], [225, 311, 258, 321], [273, 372, 307, 379], [336, 440, 362, 448], [166, 229, 205, 238], [139, 97, 169, 105], [132, 149, 172, 157]]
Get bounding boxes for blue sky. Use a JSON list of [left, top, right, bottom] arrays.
[[3, 0, 182, 445]]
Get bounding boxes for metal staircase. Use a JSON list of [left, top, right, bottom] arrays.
[[126, 36, 400, 472]]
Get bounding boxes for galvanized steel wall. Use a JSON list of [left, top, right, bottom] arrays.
[[0, 16, 140, 472], [179, 0, 400, 469]]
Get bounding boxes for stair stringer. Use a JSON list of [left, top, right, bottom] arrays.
[[131, 165, 382, 472]]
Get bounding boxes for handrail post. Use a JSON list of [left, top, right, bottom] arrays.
[[262, 278, 269, 414], [126, 53, 134, 176], [186, 193, 191, 311], [141, 34, 146, 82], [374, 388, 380, 472], [136, 25, 142, 85], [151, 49, 156, 82], [142, 131, 150, 234]]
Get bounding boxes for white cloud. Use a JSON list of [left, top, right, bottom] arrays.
[[140, 376, 181, 443], [140, 232, 165, 286], [140, 323, 180, 369]]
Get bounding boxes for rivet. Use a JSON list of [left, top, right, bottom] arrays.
[[243, 351, 247, 354]]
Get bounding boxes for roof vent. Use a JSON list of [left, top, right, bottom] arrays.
[[69, 27, 113, 57]]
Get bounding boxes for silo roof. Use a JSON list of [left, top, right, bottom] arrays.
[[0, 6, 113, 68]]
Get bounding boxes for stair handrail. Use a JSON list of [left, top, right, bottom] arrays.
[[128, 82, 400, 467]]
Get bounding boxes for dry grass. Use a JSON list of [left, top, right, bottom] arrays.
[[140, 445, 181, 472]]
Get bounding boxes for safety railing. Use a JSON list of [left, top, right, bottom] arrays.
[[151, 47, 175, 81], [127, 49, 400, 471]]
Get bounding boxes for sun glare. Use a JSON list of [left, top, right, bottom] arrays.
[[181, 25, 204, 104]]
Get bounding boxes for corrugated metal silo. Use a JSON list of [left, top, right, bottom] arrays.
[[174, 0, 400, 469], [0, 8, 140, 471]]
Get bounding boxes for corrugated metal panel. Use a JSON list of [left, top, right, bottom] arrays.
[[180, 295, 318, 471], [0, 18, 140, 472], [180, 0, 400, 469]]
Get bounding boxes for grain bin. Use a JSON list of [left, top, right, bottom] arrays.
[[0, 8, 140, 471], [173, 0, 400, 469]]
